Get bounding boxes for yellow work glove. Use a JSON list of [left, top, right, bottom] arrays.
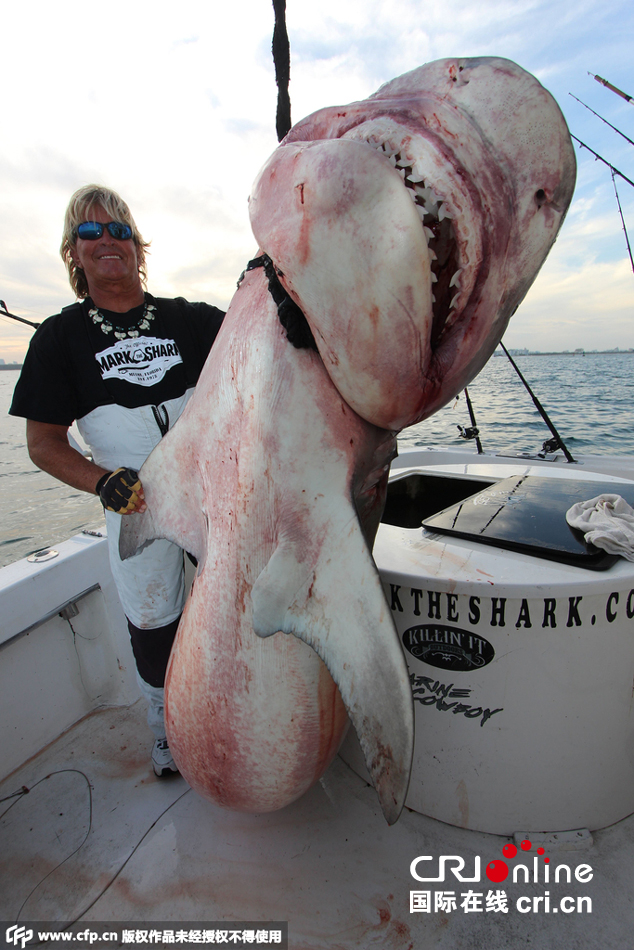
[[95, 467, 143, 514]]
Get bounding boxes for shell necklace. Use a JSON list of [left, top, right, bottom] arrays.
[[88, 298, 157, 340]]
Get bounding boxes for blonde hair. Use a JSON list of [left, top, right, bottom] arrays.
[[60, 184, 151, 298]]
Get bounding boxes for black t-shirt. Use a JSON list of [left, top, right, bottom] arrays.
[[10, 294, 225, 426]]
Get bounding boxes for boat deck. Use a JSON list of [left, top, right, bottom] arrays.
[[1, 700, 633, 949]]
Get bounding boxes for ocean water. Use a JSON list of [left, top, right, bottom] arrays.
[[1, 352, 633, 569], [0, 371, 105, 569], [400, 351, 634, 457]]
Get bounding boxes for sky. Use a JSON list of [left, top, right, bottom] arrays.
[[0, 0, 633, 361]]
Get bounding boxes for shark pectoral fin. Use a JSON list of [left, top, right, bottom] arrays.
[[118, 505, 208, 571], [251, 550, 305, 638], [251, 521, 414, 824], [118, 433, 209, 569], [119, 508, 160, 560]]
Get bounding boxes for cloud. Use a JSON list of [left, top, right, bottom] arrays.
[[164, 247, 253, 308], [1, 0, 633, 362], [508, 247, 634, 351]]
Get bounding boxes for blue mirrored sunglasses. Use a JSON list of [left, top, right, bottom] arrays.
[[76, 221, 133, 241]]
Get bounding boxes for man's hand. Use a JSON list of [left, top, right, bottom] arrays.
[[96, 467, 146, 514]]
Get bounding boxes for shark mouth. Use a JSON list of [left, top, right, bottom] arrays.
[[341, 118, 482, 353], [376, 143, 461, 347]]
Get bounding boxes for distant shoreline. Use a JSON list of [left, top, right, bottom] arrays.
[[1, 350, 633, 372], [495, 350, 634, 357]]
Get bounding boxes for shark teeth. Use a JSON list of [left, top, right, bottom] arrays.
[[381, 141, 399, 158], [365, 135, 466, 324], [413, 183, 446, 220], [377, 143, 449, 225]]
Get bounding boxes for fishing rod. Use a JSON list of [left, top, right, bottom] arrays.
[[570, 136, 634, 271], [457, 387, 484, 454], [499, 342, 576, 464], [589, 73, 633, 106], [611, 169, 634, 274], [569, 94, 634, 149], [0, 300, 41, 330], [570, 135, 634, 188]]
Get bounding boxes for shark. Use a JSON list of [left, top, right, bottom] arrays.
[[120, 57, 576, 824]]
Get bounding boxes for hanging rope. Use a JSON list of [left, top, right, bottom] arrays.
[[237, 254, 317, 350], [611, 168, 634, 275], [272, 0, 292, 142]]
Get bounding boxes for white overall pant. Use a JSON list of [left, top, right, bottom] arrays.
[[77, 391, 195, 736]]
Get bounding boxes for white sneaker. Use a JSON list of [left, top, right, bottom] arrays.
[[152, 737, 179, 777]]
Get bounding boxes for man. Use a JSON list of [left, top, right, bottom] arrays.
[[10, 185, 225, 776]]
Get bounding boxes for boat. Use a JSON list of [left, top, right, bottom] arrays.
[[2, 437, 634, 949], [345, 444, 634, 834]]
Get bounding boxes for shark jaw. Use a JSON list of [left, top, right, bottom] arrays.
[[253, 56, 576, 430], [343, 121, 479, 350]]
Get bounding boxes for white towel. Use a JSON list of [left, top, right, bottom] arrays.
[[566, 494, 634, 561]]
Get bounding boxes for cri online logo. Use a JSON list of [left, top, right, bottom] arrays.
[[411, 838, 593, 884]]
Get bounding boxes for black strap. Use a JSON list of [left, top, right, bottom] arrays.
[[239, 254, 317, 351]]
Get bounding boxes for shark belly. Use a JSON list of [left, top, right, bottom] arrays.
[[127, 273, 410, 816]]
